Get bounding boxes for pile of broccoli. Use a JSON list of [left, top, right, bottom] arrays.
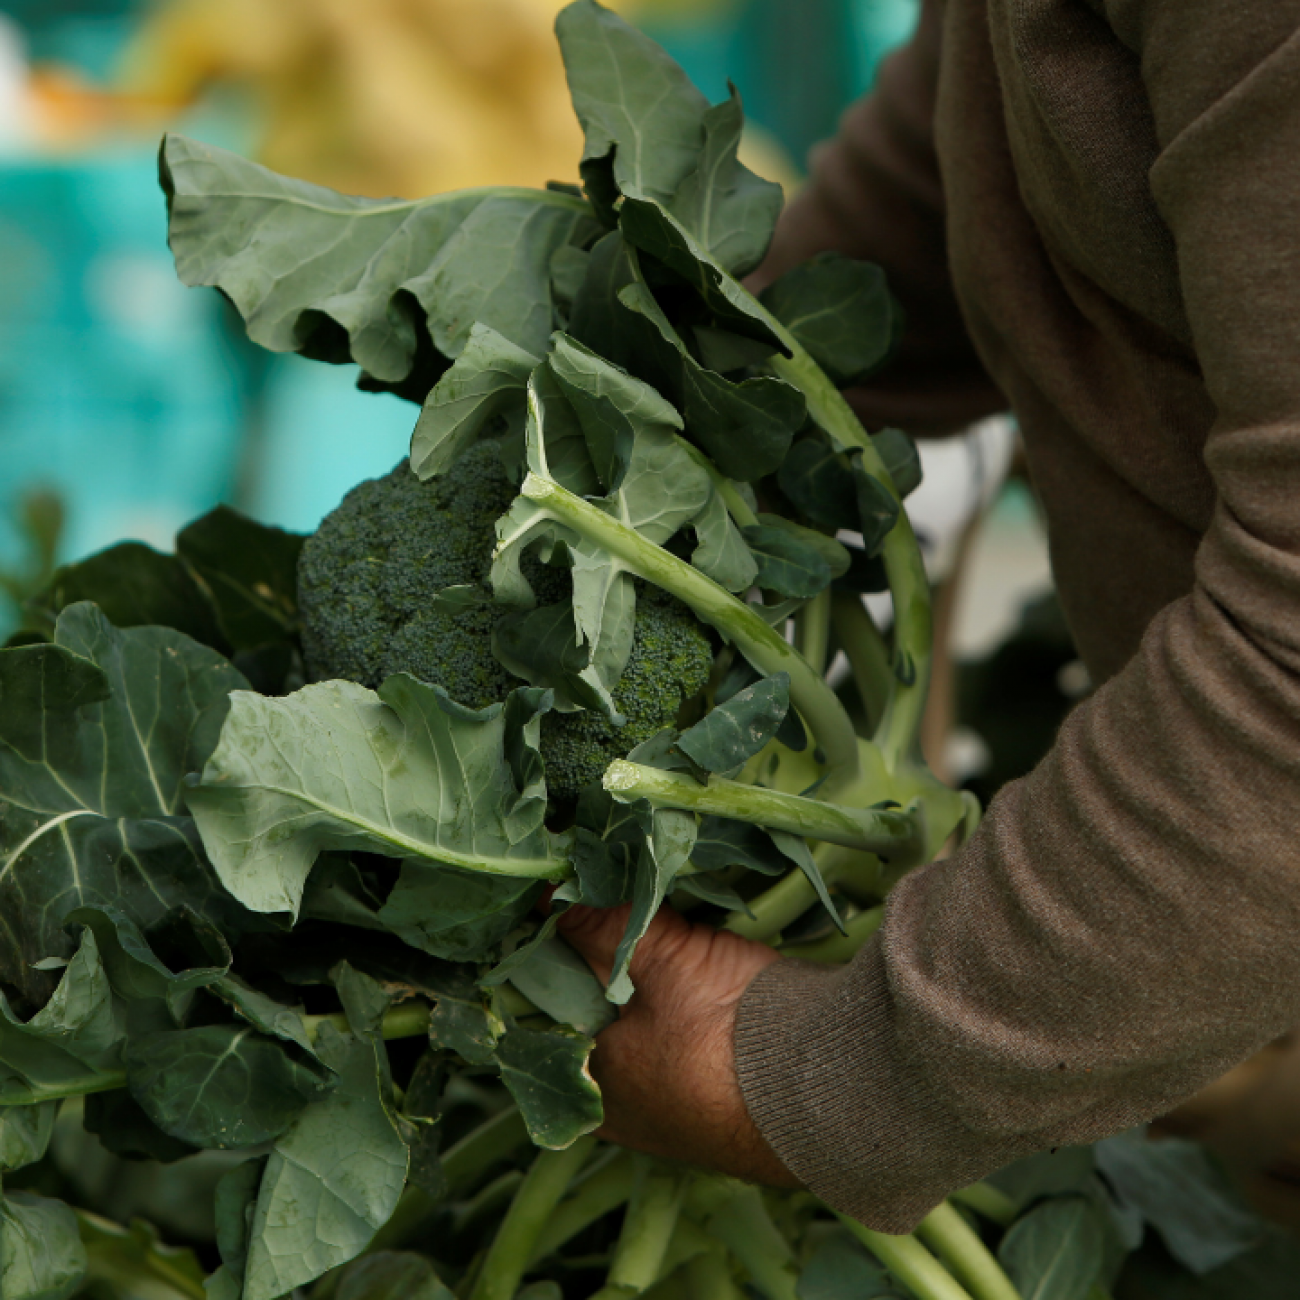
[[298, 440, 716, 798]]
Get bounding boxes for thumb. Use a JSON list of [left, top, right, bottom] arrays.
[[555, 903, 634, 988]]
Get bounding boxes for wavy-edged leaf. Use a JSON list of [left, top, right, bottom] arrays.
[[126, 1024, 334, 1149], [186, 680, 570, 919], [427, 969, 503, 1065], [778, 437, 861, 532], [505, 935, 616, 1038], [0, 1191, 87, 1300], [557, 0, 709, 219], [410, 323, 539, 480], [690, 488, 758, 593], [175, 508, 306, 652], [741, 524, 832, 599], [759, 251, 900, 387], [677, 673, 790, 773], [378, 864, 543, 963], [617, 281, 803, 482], [666, 85, 782, 278], [493, 1024, 602, 1149], [241, 1020, 408, 1300], [998, 1196, 1106, 1300], [26, 543, 223, 649], [689, 815, 789, 875], [162, 134, 596, 399], [0, 1105, 55, 1175]]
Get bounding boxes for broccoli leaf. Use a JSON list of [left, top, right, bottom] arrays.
[[778, 437, 861, 532], [741, 524, 833, 599], [26, 542, 224, 650], [690, 487, 758, 593], [378, 865, 543, 963], [0, 1104, 55, 1175], [676, 673, 791, 773], [125, 1024, 334, 1149], [187, 679, 570, 919], [617, 280, 804, 482], [333, 1253, 454, 1300], [493, 1024, 603, 1149], [872, 428, 924, 500], [175, 508, 306, 652], [998, 1196, 1106, 1300], [410, 323, 540, 480], [853, 459, 901, 557], [162, 135, 597, 399], [504, 935, 616, 1037], [759, 252, 901, 387], [0, 1190, 87, 1300], [0, 606, 247, 1001], [426, 969, 504, 1065], [240, 1017, 408, 1300], [770, 831, 847, 936]]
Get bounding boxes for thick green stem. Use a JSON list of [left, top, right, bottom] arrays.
[[470, 1136, 596, 1300], [606, 1162, 688, 1292], [795, 590, 833, 679], [303, 999, 431, 1045], [916, 1203, 1022, 1300], [528, 1150, 638, 1265], [766, 347, 932, 771], [366, 1107, 530, 1254], [830, 592, 891, 734], [518, 473, 860, 782], [835, 1217, 975, 1300], [948, 1183, 1017, 1230], [604, 762, 922, 858], [682, 1245, 745, 1300], [780, 905, 884, 962], [690, 1180, 799, 1300]]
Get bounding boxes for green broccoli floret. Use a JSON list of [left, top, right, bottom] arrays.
[[298, 442, 715, 799]]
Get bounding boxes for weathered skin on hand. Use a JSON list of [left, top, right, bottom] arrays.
[[556, 901, 801, 1188]]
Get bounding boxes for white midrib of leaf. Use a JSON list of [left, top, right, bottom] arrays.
[[242, 782, 569, 881], [176, 1027, 253, 1138], [188, 184, 590, 222], [0, 809, 98, 886]]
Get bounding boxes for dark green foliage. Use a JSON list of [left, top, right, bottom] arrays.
[[298, 447, 714, 799]]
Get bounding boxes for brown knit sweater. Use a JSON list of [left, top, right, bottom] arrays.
[[735, 0, 1300, 1232]]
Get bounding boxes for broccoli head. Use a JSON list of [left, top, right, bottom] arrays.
[[298, 441, 715, 799]]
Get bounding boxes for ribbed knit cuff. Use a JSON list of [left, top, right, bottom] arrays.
[[733, 941, 1044, 1233]]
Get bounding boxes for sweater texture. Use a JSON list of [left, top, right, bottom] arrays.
[[735, 0, 1300, 1232]]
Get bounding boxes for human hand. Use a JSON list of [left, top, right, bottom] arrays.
[[555, 901, 803, 1188]]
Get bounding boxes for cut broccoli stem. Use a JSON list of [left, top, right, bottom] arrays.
[[917, 1202, 1024, 1300], [795, 589, 833, 678], [831, 592, 891, 734], [470, 1137, 597, 1300], [835, 1216, 978, 1300], [605, 1162, 689, 1293], [604, 761, 922, 859], [517, 473, 861, 781]]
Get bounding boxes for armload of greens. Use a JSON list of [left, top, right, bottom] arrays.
[[0, 5, 1294, 1299]]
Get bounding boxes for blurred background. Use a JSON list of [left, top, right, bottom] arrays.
[[0, 0, 1067, 798]]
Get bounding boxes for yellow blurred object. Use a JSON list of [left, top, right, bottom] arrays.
[[121, 0, 770, 199]]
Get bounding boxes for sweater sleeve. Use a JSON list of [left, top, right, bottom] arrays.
[[736, 8, 1300, 1233], [760, 0, 1005, 436]]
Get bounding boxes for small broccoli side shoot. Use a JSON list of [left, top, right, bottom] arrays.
[[297, 441, 715, 799]]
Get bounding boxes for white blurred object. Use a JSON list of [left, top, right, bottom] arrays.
[[0, 15, 32, 152]]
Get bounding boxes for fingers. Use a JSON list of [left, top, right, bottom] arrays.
[[555, 902, 633, 987]]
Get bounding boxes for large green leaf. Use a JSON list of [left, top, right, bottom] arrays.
[[1094, 1134, 1263, 1276], [333, 1252, 453, 1300], [777, 438, 861, 532], [556, 4, 780, 275], [409, 323, 539, 480], [0, 607, 244, 1000], [0, 1191, 87, 1300], [616, 281, 804, 482], [126, 1024, 334, 1149], [175, 508, 306, 652], [741, 523, 833, 599], [378, 864, 543, 963], [758, 251, 900, 387], [677, 673, 790, 773], [0, 1105, 55, 1175], [26, 543, 224, 650], [798, 1231, 901, 1300], [187, 679, 571, 919], [161, 135, 597, 400], [493, 1024, 603, 1149], [241, 1020, 408, 1300], [504, 935, 616, 1037], [689, 487, 758, 594], [556, 0, 710, 217], [999, 1196, 1106, 1300]]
